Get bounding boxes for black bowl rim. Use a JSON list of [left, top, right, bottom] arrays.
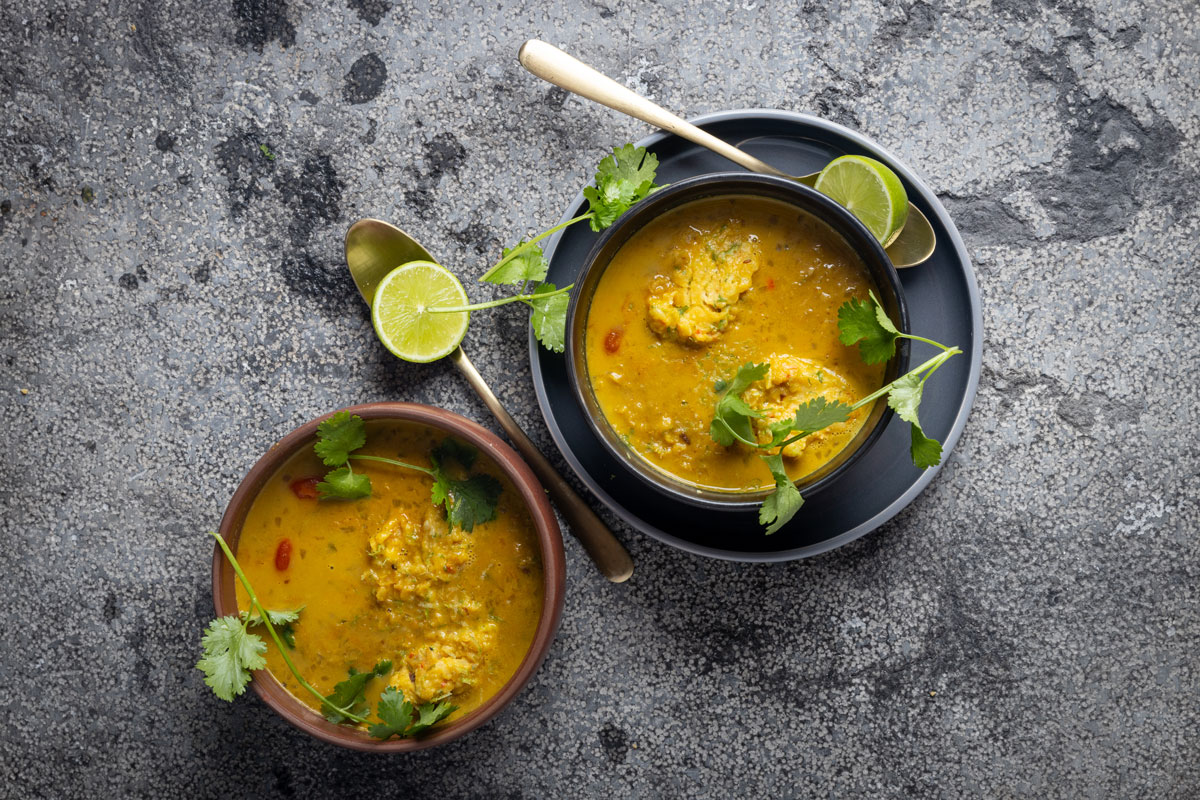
[[564, 172, 910, 512]]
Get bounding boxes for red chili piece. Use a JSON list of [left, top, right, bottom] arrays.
[[604, 328, 623, 354], [290, 476, 321, 499], [766, 277, 776, 290], [275, 539, 292, 571]]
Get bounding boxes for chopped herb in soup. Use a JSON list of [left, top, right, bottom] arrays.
[[233, 421, 544, 726], [584, 195, 886, 491]]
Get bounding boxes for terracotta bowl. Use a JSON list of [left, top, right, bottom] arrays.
[[212, 402, 566, 752]]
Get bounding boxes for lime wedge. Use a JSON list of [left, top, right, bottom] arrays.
[[813, 155, 909, 245], [371, 261, 470, 363]]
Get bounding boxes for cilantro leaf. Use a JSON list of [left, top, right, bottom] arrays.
[[697, 280, 961, 533], [401, 144, 657, 356], [368, 687, 415, 739], [910, 424, 943, 469], [710, 398, 761, 447], [369, 688, 457, 740], [241, 606, 304, 649], [874, 298, 899, 335], [313, 412, 373, 500], [762, 397, 854, 448], [528, 283, 569, 353], [316, 466, 372, 500], [710, 362, 769, 446], [709, 417, 738, 448], [322, 660, 391, 723], [758, 453, 804, 535], [409, 698, 457, 734], [584, 144, 661, 231], [885, 372, 943, 468], [789, 397, 853, 435], [430, 439, 502, 532], [886, 373, 924, 426], [434, 474, 501, 532], [314, 412, 367, 466], [838, 293, 899, 365], [196, 616, 266, 702], [481, 242, 549, 286], [725, 361, 770, 397], [240, 606, 303, 628]]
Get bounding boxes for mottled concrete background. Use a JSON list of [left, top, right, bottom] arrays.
[[1, 0, 1197, 797]]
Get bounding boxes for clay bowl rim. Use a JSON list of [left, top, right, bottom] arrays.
[[564, 172, 911, 512], [212, 401, 566, 752]]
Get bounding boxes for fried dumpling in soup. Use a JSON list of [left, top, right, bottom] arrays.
[[646, 219, 761, 345]]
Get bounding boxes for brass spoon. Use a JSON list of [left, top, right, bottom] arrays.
[[345, 218, 634, 583], [518, 39, 936, 268]]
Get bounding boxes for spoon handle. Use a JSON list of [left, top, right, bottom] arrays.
[[519, 40, 789, 179], [451, 347, 634, 583]]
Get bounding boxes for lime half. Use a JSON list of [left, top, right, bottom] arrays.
[[371, 261, 470, 363], [813, 155, 909, 245]]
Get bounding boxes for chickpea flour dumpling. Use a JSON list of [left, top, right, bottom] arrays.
[[645, 219, 762, 344], [234, 421, 544, 725], [584, 195, 887, 491]]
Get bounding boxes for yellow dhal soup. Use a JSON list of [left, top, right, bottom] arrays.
[[235, 421, 544, 724], [584, 195, 886, 491]]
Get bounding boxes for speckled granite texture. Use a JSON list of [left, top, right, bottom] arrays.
[[1, 0, 1197, 797]]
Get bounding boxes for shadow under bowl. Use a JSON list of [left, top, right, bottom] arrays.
[[565, 173, 910, 512], [212, 402, 566, 752]]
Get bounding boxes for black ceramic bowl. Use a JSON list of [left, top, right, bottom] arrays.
[[565, 173, 910, 511]]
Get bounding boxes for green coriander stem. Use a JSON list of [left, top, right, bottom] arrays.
[[899, 333, 953, 351], [480, 213, 593, 282], [916, 353, 953, 382], [210, 532, 368, 724], [349, 454, 434, 475], [776, 430, 813, 450], [849, 349, 960, 411], [427, 283, 574, 313]]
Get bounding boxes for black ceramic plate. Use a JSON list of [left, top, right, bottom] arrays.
[[529, 110, 982, 561]]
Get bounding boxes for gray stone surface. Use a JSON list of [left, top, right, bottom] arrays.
[[1, 0, 1197, 797]]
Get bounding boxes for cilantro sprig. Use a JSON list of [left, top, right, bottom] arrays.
[[710, 292, 961, 534], [425, 144, 662, 353], [313, 412, 372, 500], [582, 143, 661, 231], [198, 532, 456, 739], [314, 412, 501, 531]]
